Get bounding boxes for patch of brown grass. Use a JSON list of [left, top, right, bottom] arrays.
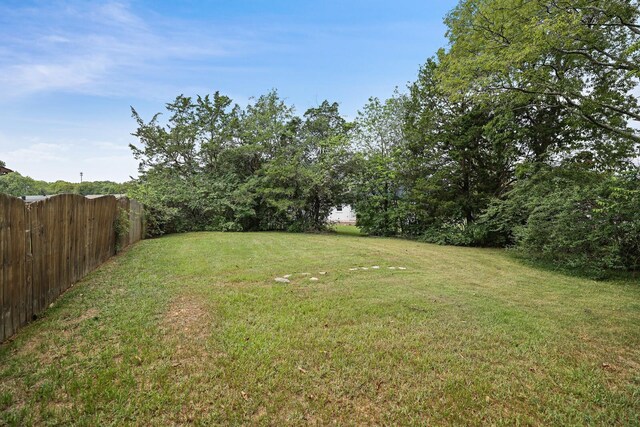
[[161, 294, 212, 343], [158, 294, 223, 423]]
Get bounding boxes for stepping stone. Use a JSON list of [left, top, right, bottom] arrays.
[[319, 271, 327, 275], [310, 277, 319, 281], [301, 273, 311, 276], [275, 277, 290, 283], [372, 266, 380, 269], [398, 267, 407, 270], [388, 267, 397, 270], [349, 268, 358, 271], [361, 267, 369, 270]]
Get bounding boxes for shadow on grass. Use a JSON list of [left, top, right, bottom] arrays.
[[329, 224, 368, 237], [504, 249, 640, 283], [327, 227, 638, 283]]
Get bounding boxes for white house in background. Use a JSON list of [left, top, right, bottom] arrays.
[[328, 204, 356, 224]]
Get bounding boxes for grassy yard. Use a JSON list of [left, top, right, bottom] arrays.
[[1, 232, 639, 425]]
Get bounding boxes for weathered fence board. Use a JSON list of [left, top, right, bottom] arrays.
[[0, 194, 143, 343], [0, 194, 28, 342]]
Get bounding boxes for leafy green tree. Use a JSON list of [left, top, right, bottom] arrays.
[[232, 90, 296, 230], [441, 0, 640, 148], [130, 91, 241, 233], [196, 92, 241, 174], [481, 165, 640, 274], [351, 92, 407, 235], [398, 58, 518, 238], [299, 101, 354, 229], [130, 91, 354, 234], [0, 173, 48, 196], [0, 173, 125, 198], [251, 100, 354, 231], [48, 180, 77, 194]]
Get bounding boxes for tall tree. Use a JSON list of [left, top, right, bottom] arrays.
[[299, 101, 354, 229], [441, 0, 640, 149], [232, 90, 296, 230], [130, 92, 242, 232], [400, 58, 517, 235], [130, 91, 354, 234], [351, 91, 407, 235]]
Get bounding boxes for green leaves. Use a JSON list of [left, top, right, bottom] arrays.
[[0, 172, 126, 198], [124, 0, 640, 275], [130, 91, 353, 234], [441, 0, 640, 144], [351, 92, 407, 236], [478, 166, 640, 273]]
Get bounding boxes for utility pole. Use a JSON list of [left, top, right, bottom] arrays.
[[80, 172, 83, 183]]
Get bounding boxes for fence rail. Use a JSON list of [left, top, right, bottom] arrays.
[[0, 194, 143, 343]]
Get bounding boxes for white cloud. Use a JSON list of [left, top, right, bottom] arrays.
[[95, 1, 146, 29], [4, 142, 71, 164], [0, 1, 247, 98], [1, 139, 138, 183], [41, 35, 72, 44], [0, 57, 110, 95]]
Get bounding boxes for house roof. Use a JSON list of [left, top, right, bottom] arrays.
[[0, 166, 13, 175]]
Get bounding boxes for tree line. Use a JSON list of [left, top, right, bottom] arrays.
[[126, 0, 640, 275], [0, 171, 127, 198]]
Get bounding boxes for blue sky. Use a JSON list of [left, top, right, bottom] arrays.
[[0, 0, 458, 182]]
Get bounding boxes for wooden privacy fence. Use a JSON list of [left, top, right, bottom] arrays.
[[0, 194, 144, 343]]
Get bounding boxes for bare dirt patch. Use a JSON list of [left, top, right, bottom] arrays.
[[159, 294, 225, 372], [159, 295, 222, 423], [74, 307, 100, 324], [15, 334, 45, 357], [15, 307, 100, 358], [161, 295, 211, 340]]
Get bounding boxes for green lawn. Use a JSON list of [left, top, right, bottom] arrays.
[[1, 232, 639, 425]]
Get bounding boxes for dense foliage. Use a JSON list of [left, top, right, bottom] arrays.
[[129, 91, 354, 235], [350, 92, 406, 236], [347, 0, 640, 274], [130, 1, 640, 274], [479, 167, 640, 275]]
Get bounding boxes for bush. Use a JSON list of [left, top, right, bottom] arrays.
[[141, 205, 178, 237], [420, 220, 495, 247], [354, 199, 400, 237], [484, 166, 640, 274], [113, 207, 130, 252]]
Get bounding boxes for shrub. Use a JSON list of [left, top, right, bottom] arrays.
[[485, 166, 640, 274], [420, 220, 494, 247]]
